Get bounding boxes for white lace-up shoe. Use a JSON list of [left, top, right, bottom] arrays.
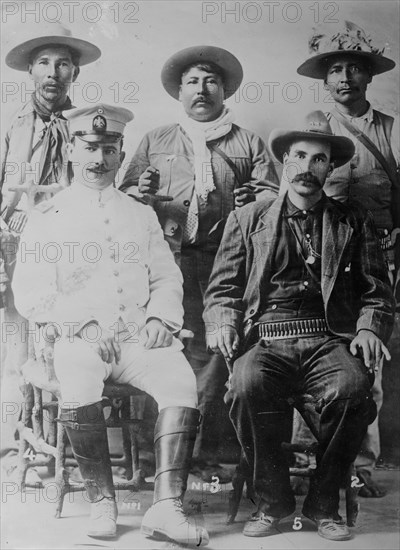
[[141, 497, 209, 546], [88, 497, 118, 538]]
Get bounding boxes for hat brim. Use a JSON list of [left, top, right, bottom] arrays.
[[161, 45, 243, 99], [6, 35, 101, 70], [297, 50, 396, 79], [268, 129, 355, 168]]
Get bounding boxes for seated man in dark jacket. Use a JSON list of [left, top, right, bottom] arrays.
[[203, 111, 394, 542]]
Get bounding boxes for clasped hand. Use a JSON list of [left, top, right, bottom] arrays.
[[138, 166, 172, 202]]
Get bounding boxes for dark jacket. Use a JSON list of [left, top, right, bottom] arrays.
[[203, 193, 395, 345]]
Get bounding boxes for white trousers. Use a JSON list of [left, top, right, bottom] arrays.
[[54, 336, 198, 411]]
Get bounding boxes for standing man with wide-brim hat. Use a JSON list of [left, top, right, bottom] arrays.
[[0, 22, 101, 480], [204, 109, 394, 542], [119, 44, 279, 483], [294, 20, 400, 497]]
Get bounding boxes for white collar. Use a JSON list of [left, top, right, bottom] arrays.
[[70, 181, 116, 203]]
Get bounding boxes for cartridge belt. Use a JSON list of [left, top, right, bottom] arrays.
[[257, 318, 328, 340]]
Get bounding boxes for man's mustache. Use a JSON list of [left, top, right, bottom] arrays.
[[44, 82, 62, 90], [193, 96, 211, 105], [293, 172, 321, 185], [87, 167, 112, 174], [337, 85, 359, 92]]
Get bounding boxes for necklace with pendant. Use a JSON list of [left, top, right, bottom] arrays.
[[304, 232, 321, 264]]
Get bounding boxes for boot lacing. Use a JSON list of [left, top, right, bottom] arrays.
[[91, 498, 116, 520]]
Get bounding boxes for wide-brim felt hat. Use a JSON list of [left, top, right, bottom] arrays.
[[297, 20, 396, 79], [5, 22, 101, 70], [161, 45, 243, 99], [268, 110, 355, 168]]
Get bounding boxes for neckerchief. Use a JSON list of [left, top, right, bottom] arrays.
[[31, 93, 73, 186], [179, 106, 234, 201]]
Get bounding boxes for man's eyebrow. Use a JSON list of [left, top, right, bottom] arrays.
[[329, 61, 361, 69], [35, 55, 72, 61], [291, 149, 328, 159]]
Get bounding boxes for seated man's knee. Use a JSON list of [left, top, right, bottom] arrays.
[[55, 338, 101, 370]]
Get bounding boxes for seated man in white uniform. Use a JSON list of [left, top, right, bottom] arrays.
[[12, 104, 209, 547]]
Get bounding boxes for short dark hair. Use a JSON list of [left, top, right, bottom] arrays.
[[29, 44, 81, 67], [181, 61, 225, 84]]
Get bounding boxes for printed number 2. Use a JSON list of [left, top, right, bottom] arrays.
[[351, 475, 365, 488], [292, 516, 303, 531]]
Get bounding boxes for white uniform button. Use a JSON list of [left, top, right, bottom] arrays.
[[113, 270, 119, 276], [117, 287, 123, 293], [104, 218, 110, 224], [119, 304, 126, 311], [106, 236, 112, 242]]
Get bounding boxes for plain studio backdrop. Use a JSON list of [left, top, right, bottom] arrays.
[[0, 2, 399, 550], [1, 0, 399, 184]]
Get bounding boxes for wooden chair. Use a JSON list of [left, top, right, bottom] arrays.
[[17, 324, 193, 518]]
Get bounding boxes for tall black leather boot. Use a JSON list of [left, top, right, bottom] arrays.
[[141, 406, 209, 546], [59, 401, 117, 538]]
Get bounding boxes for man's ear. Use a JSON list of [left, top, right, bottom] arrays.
[[28, 64, 33, 79], [119, 151, 126, 165], [283, 152, 289, 165], [72, 66, 80, 82], [327, 162, 334, 177]]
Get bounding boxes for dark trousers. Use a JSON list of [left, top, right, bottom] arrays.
[[181, 246, 239, 463], [226, 334, 375, 518]]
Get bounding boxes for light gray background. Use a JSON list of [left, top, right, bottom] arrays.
[[1, 1, 399, 549], [1, 0, 399, 183]]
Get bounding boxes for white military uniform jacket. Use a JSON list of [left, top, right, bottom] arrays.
[[12, 182, 184, 339]]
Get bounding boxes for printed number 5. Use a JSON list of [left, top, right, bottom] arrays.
[[292, 516, 303, 531]]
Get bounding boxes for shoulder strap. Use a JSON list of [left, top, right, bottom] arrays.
[[207, 142, 244, 186], [330, 108, 398, 189]]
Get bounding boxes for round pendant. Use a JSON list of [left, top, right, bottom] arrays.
[[306, 255, 315, 264]]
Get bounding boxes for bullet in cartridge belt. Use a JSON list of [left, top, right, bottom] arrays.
[[257, 318, 328, 340]]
